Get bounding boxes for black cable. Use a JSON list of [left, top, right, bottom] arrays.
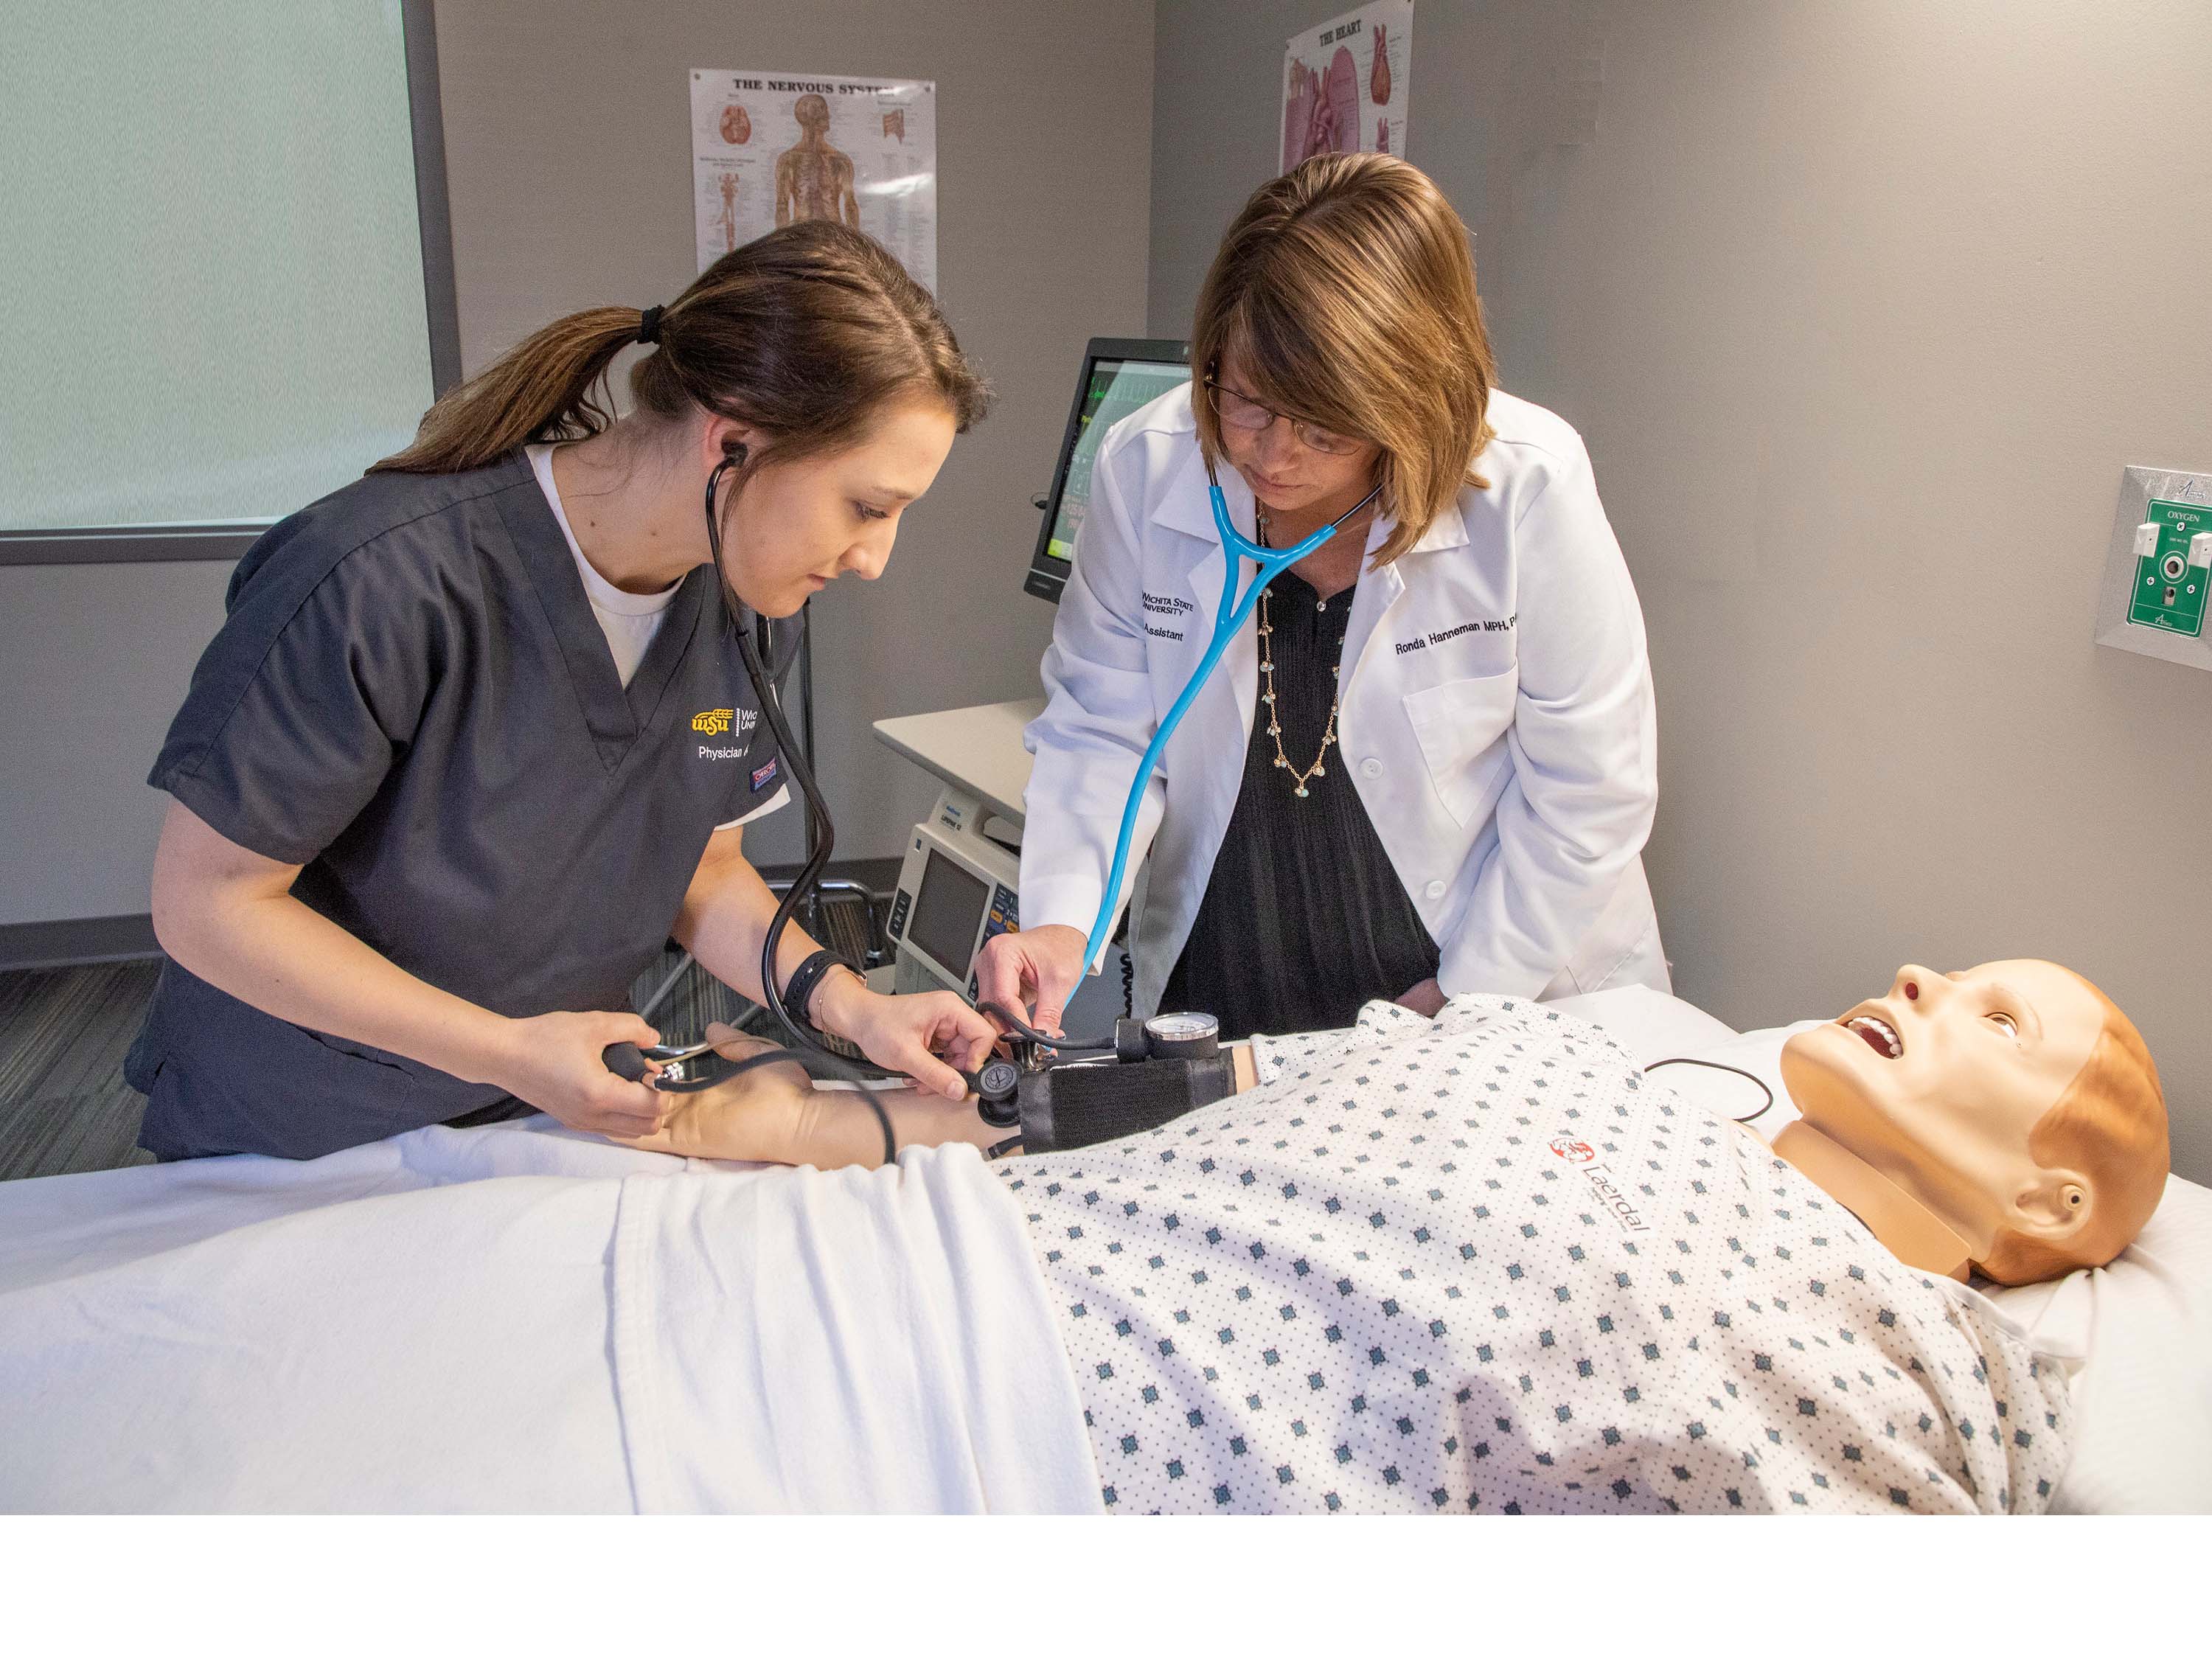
[[1643, 1056, 1775, 1124], [1121, 947, 1134, 1020], [706, 456, 895, 1166], [977, 1000, 1116, 1053], [796, 597, 820, 934]]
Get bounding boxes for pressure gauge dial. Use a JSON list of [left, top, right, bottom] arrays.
[[1144, 1011, 1220, 1061]]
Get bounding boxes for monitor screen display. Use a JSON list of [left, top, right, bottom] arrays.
[[908, 849, 990, 980], [1041, 357, 1191, 564], [1026, 342, 1189, 602]]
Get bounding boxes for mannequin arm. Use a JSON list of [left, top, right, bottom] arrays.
[[614, 1028, 1260, 1168], [609, 1026, 1001, 1169]]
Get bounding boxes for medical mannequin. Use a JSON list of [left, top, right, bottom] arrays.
[[596, 964, 2149, 1512], [630, 959, 2166, 1295], [1775, 960, 2167, 1286], [21, 967, 2154, 1514]]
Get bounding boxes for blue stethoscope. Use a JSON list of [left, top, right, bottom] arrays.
[[1080, 461, 1385, 970]]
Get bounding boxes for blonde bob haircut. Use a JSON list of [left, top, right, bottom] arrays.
[[1190, 153, 1498, 568]]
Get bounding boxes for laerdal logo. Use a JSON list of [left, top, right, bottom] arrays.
[[1551, 1134, 1649, 1233], [692, 708, 736, 735]]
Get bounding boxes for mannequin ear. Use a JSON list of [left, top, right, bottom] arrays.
[[2015, 1170, 2092, 1239]]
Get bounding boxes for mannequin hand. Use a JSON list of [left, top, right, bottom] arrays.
[[815, 971, 997, 1100], [616, 1024, 1003, 1169], [973, 925, 1088, 1037], [493, 1009, 671, 1138], [1395, 978, 1447, 1018], [610, 1023, 820, 1162]]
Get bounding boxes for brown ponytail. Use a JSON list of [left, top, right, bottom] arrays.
[[373, 221, 989, 476]]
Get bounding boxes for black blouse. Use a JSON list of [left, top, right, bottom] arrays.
[[1160, 571, 1440, 1040]]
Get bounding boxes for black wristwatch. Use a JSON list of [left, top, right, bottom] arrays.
[[779, 947, 852, 1030]]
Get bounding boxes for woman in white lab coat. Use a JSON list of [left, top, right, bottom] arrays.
[[977, 154, 1667, 1040]]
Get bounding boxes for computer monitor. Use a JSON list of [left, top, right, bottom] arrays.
[[1023, 337, 1192, 603]]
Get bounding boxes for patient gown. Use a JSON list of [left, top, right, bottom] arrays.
[[1000, 996, 2074, 1514]]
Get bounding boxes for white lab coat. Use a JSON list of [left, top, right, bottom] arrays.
[[1020, 382, 1667, 1016]]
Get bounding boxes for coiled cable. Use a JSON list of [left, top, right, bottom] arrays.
[[707, 453, 896, 1165]]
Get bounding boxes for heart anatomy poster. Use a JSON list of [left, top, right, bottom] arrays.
[[690, 69, 937, 292], [1281, 1, 1412, 172]]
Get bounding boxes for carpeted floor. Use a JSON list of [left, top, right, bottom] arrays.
[[0, 892, 881, 1184], [0, 959, 163, 1183]]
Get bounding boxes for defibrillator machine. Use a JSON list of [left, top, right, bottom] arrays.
[[877, 338, 1191, 1013], [877, 698, 1037, 1000], [890, 827, 1014, 1001]]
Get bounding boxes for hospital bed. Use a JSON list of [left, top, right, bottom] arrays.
[[1, 986, 2205, 1513]]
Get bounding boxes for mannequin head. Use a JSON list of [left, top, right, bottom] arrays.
[[1778, 961, 2166, 1286]]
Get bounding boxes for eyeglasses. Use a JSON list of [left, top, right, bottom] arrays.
[[1203, 378, 1363, 457]]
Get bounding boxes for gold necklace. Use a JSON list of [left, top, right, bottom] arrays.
[[1254, 508, 1342, 801]]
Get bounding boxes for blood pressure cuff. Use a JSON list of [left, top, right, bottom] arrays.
[[1015, 1054, 1237, 1154]]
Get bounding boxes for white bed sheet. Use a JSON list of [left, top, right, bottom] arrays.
[[0, 1121, 1100, 1514], [1551, 984, 2212, 1514]]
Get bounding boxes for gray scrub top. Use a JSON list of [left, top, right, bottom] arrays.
[[127, 453, 794, 1161]]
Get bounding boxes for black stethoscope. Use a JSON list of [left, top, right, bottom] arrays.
[[596, 445, 900, 1157], [599, 446, 1043, 1154]]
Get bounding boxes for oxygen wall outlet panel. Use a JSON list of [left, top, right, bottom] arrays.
[[2095, 466, 2212, 674]]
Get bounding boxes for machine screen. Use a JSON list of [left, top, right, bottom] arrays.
[[1041, 358, 1191, 564], [1025, 342, 1189, 602], [909, 849, 990, 979]]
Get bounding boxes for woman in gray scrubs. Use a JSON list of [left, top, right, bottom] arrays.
[[128, 223, 999, 1161]]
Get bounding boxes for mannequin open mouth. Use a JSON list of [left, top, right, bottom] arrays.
[[1843, 1014, 1904, 1059]]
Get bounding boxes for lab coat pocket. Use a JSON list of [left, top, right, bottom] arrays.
[[1402, 672, 1518, 828]]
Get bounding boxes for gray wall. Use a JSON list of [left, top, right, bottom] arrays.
[[1, 0, 1152, 931], [1150, 0, 2212, 1180], [434, 0, 1155, 866], [0, 562, 234, 925]]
